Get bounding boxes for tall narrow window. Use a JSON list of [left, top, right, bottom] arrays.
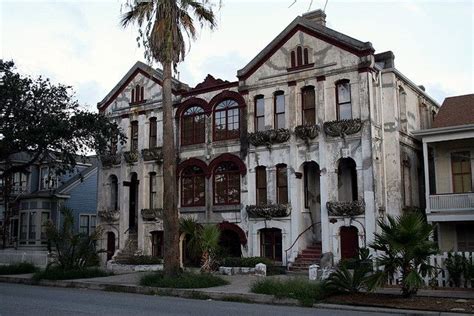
[[303, 48, 309, 65], [336, 80, 352, 120], [276, 164, 288, 204], [149, 117, 157, 148], [181, 166, 205, 207], [19, 213, 27, 243], [302, 86, 316, 125], [80, 215, 89, 235], [256, 166, 267, 205], [402, 159, 412, 207], [28, 212, 36, 244], [214, 99, 240, 141], [110, 175, 118, 210], [149, 172, 157, 208], [274, 92, 285, 129], [296, 46, 303, 67], [290, 51, 296, 68], [452, 152, 472, 193], [131, 85, 144, 103], [182, 106, 205, 145], [338, 158, 358, 202], [213, 162, 240, 205], [131, 121, 138, 151], [151, 231, 164, 258], [255, 95, 265, 132], [110, 136, 118, 155]]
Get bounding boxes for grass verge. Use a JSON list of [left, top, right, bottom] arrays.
[[0, 262, 37, 275], [251, 278, 326, 307], [140, 272, 229, 288], [33, 266, 111, 281]]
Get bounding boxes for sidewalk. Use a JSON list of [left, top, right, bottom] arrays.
[[0, 272, 473, 315]]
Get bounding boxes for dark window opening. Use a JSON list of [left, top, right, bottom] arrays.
[[274, 91, 285, 129], [181, 166, 206, 207], [302, 86, 316, 125], [256, 166, 267, 205], [214, 161, 240, 205]]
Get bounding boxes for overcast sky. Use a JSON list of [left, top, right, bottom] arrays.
[[1, 0, 473, 110]]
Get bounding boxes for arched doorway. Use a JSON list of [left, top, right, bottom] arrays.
[[106, 232, 115, 261], [260, 228, 282, 262], [340, 226, 359, 259], [128, 173, 139, 231], [303, 161, 321, 241], [219, 230, 242, 257]]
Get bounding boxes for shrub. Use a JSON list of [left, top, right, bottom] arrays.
[[0, 262, 36, 275], [445, 253, 470, 287], [251, 278, 326, 307], [119, 255, 163, 265], [140, 272, 229, 288], [220, 257, 272, 267], [33, 266, 110, 281]]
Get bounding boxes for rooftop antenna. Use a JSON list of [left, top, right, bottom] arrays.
[[308, 0, 313, 11], [323, 0, 329, 12]]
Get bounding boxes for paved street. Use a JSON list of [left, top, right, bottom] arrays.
[[0, 283, 402, 316]]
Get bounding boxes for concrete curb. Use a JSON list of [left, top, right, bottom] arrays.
[[0, 276, 471, 315]]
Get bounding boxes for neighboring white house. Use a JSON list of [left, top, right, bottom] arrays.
[[96, 9, 439, 268], [414, 94, 474, 252]]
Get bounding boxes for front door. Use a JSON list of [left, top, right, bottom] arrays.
[[129, 173, 138, 231], [106, 232, 116, 261], [260, 228, 282, 261], [340, 226, 359, 259]]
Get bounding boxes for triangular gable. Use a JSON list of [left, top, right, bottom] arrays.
[[97, 61, 188, 112], [237, 16, 374, 80]]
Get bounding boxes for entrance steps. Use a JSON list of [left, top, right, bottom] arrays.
[[289, 242, 322, 271], [113, 232, 138, 263]]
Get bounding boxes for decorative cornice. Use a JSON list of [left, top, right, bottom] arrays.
[[246, 204, 290, 219], [326, 200, 365, 217], [248, 128, 290, 148]]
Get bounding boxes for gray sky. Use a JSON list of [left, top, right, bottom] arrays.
[[1, 0, 473, 110]]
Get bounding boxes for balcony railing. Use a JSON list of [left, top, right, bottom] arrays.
[[429, 193, 474, 212]]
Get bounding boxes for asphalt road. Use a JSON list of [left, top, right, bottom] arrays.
[[0, 283, 402, 316]]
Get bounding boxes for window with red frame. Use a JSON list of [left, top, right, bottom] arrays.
[[302, 86, 316, 125], [214, 99, 240, 141], [276, 164, 288, 204], [214, 161, 240, 205], [182, 106, 205, 145], [255, 95, 265, 132], [181, 166, 205, 207], [274, 91, 285, 129], [256, 166, 267, 205], [131, 85, 144, 103], [149, 117, 157, 148], [130, 121, 138, 151], [336, 80, 352, 120]]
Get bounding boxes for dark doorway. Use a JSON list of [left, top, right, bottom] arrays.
[[338, 158, 357, 202], [151, 231, 164, 258], [106, 232, 116, 261], [219, 229, 241, 257], [260, 228, 282, 261], [129, 173, 139, 231], [340, 226, 359, 259]]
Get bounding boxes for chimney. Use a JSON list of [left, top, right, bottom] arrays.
[[302, 9, 326, 26]]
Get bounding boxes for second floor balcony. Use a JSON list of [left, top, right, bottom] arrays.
[[429, 193, 474, 212]]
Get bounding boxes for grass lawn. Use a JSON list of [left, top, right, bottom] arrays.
[[33, 266, 111, 281], [140, 272, 229, 288], [0, 262, 37, 275], [251, 277, 326, 307]]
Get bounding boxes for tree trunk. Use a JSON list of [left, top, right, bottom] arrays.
[[162, 62, 180, 276]]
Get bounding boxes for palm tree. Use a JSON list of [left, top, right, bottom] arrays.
[[121, 0, 216, 276], [368, 212, 438, 297], [199, 224, 220, 272]]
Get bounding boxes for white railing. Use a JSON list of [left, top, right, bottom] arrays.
[[429, 193, 474, 211], [387, 252, 473, 288], [0, 250, 50, 267]]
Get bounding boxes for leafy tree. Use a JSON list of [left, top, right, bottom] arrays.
[[368, 213, 438, 297], [0, 60, 124, 248], [45, 207, 102, 270], [121, 0, 216, 276]]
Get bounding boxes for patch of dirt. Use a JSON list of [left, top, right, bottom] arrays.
[[324, 293, 473, 313]]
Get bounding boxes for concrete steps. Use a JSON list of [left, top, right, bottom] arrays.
[[290, 242, 321, 271], [113, 233, 138, 264]]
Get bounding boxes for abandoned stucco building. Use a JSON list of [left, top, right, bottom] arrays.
[[96, 10, 439, 267]]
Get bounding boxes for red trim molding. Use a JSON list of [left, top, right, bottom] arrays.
[[208, 153, 247, 177], [177, 158, 209, 177], [176, 97, 211, 117], [208, 90, 246, 110], [219, 221, 247, 245]]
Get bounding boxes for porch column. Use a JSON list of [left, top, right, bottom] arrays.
[[422, 140, 430, 215]]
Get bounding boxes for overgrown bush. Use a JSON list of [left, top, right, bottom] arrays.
[[0, 262, 36, 275], [445, 253, 470, 287], [33, 266, 110, 281], [119, 255, 163, 265], [220, 257, 272, 267], [251, 278, 326, 307], [140, 272, 228, 288]]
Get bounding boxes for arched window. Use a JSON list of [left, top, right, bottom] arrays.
[[213, 161, 240, 205], [290, 46, 310, 69], [338, 158, 357, 202], [276, 164, 288, 204], [254, 95, 265, 132], [214, 99, 240, 141], [256, 166, 267, 205], [109, 175, 118, 210], [302, 86, 316, 125], [398, 87, 407, 131], [149, 117, 157, 148], [336, 80, 352, 120], [181, 166, 205, 207], [131, 84, 144, 103], [182, 106, 205, 145], [274, 91, 285, 129]]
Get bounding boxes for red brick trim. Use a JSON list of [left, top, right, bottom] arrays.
[[208, 153, 247, 177]]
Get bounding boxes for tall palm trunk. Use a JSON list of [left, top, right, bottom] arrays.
[[162, 61, 180, 276]]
